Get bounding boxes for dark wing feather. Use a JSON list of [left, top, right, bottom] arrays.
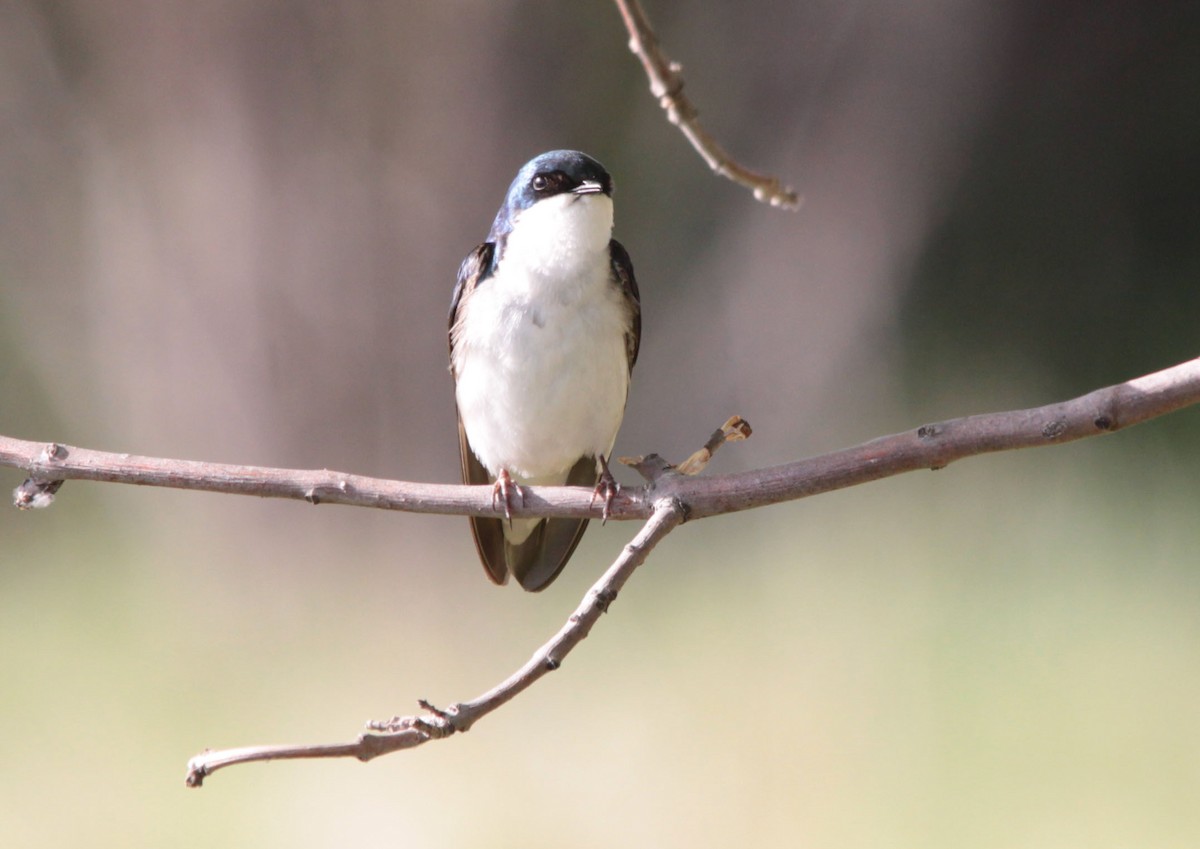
[[448, 242, 495, 361], [507, 455, 598, 592], [450, 242, 509, 584], [609, 239, 641, 370], [458, 418, 509, 585]]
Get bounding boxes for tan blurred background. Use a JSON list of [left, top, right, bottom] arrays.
[[2, 1, 1199, 846]]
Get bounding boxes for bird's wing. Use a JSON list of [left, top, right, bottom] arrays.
[[609, 239, 641, 370], [449, 242, 509, 585], [448, 242, 495, 370], [458, 418, 509, 585]]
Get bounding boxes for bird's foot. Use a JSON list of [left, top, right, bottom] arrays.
[[590, 455, 620, 525], [492, 469, 524, 527]]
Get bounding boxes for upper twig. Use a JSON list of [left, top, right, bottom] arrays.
[[612, 0, 802, 210]]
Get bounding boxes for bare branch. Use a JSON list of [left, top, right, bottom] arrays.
[[5, 356, 1199, 522], [0, 437, 629, 521], [184, 499, 685, 787], [611, 0, 801, 210], [673, 354, 1200, 519]]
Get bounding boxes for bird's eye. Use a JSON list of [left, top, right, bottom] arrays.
[[531, 174, 549, 192]]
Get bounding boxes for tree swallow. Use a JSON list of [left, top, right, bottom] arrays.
[[449, 150, 641, 591]]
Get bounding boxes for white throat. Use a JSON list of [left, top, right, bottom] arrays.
[[499, 193, 614, 280]]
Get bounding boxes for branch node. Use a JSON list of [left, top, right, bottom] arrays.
[[40, 442, 67, 463], [544, 657, 561, 671], [619, 452, 677, 483], [593, 587, 618, 613], [366, 715, 403, 732], [368, 705, 457, 739], [417, 699, 453, 723], [1041, 419, 1068, 440], [1093, 414, 1114, 431]]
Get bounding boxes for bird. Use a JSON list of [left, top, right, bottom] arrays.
[[449, 150, 641, 591]]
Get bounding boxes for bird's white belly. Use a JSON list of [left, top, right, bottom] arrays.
[[454, 267, 630, 484]]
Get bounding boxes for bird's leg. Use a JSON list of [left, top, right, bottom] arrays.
[[590, 454, 620, 525], [491, 469, 524, 527]]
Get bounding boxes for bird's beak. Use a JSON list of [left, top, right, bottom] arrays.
[[572, 180, 605, 196]]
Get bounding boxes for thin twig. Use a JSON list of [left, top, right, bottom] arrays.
[[184, 499, 685, 787], [672, 414, 752, 475], [611, 0, 801, 210]]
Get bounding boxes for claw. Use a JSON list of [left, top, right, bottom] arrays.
[[590, 455, 620, 525], [491, 469, 524, 527]]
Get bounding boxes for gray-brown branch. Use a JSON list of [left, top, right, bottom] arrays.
[[5, 356, 1198, 522]]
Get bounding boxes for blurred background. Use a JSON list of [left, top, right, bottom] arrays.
[[2, 0, 1198, 846]]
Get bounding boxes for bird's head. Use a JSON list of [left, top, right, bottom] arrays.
[[489, 150, 615, 270]]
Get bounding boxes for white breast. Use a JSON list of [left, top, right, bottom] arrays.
[[453, 194, 631, 485]]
